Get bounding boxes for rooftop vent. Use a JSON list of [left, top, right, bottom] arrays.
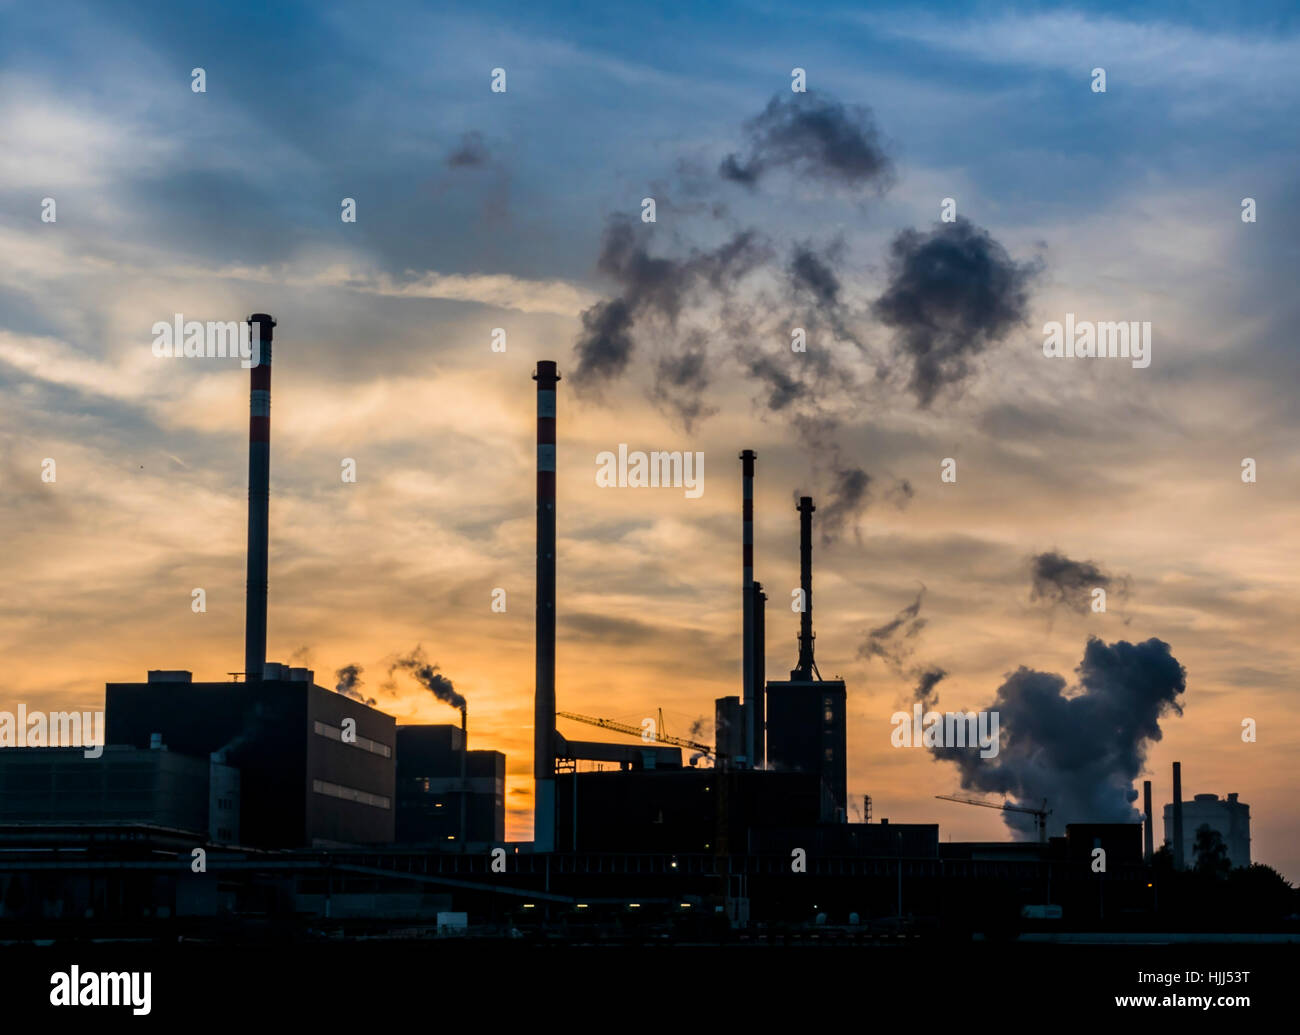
[[147, 670, 192, 683]]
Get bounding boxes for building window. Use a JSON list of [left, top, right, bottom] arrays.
[[313, 720, 392, 758], [312, 778, 391, 810]]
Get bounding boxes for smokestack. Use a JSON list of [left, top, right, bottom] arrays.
[[740, 450, 756, 766], [1172, 761, 1184, 870], [244, 314, 275, 682], [793, 496, 818, 680], [752, 581, 767, 769], [533, 361, 559, 851], [460, 705, 468, 853], [1143, 779, 1154, 862]]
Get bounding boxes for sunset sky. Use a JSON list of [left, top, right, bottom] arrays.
[[2, 1, 1298, 878]]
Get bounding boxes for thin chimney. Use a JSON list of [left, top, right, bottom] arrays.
[[460, 705, 468, 853], [1143, 779, 1154, 862], [1172, 761, 1184, 870], [244, 314, 275, 682], [533, 361, 559, 851], [752, 580, 766, 769], [740, 450, 756, 766], [793, 496, 818, 680]]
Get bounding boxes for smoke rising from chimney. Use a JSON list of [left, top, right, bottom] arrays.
[[334, 663, 376, 706], [389, 647, 466, 713], [930, 636, 1186, 838], [860, 587, 947, 706], [859, 587, 929, 671], [568, 91, 1040, 534]]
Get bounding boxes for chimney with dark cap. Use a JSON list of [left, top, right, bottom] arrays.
[[1143, 779, 1154, 862], [792, 496, 818, 681], [752, 580, 766, 768], [244, 314, 275, 682], [740, 450, 756, 765], [533, 361, 559, 851], [1172, 761, 1184, 870]]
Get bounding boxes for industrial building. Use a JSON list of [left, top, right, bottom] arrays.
[[106, 667, 395, 847], [396, 725, 505, 845], [0, 744, 238, 842], [1165, 792, 1251, 869], [2, 326, 1276, 945]]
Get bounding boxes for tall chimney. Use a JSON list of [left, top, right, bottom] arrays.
[[244, 314, 275, 682], [740, 450, 756, 766], [793, 496, 818, 680], [752, 580, 766, 769], [1172, 761, 1184, 870], [1143, 779, 1154, 862], [460, 705, 468, 853], [533, 361, 559, 851]]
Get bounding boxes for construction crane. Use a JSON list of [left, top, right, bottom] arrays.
[[935, 794, 1052, 843], [557, 711, 723, 764]]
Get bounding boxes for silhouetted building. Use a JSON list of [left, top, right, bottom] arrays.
[[105, 666, 395, 847], [556, 768, 822, 853], [714, 696, 745, 762], [765, 678, 847, 822], [1065, 823, 1142, 866], [0, 745, 238, 841], [1164, 792, 1250, 868], [395, 725, 505, 845]]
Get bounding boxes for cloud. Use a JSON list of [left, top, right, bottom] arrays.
[[859, 11, 1300, 98]]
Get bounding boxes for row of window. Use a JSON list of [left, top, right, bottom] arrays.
[[312, 778, 391, 810], [312, 720, 392, 758]]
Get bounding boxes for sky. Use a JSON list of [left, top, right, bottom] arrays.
[[2, 0, 1298, 877]]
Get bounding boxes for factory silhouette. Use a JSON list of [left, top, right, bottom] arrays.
[[0, 316, 1290, 944]]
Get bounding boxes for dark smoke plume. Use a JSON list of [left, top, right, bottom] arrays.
[[874, 217, 1040, 407], [389, 646, 466, 712], [789, 415, 909, 545], [789, 243, 842, 305], [719, 91, 894, 190], [446, 131, 489, 168], [650, 339, 718, 430], [819, 466, 871, 543], [334, 663, 376, 707], [859, 587, 928, 670], [572, 217, 771, 387], [912, 665, 947, 709], [931, 637, 1186, 838], [861, 590, 947, 707], [1031, 550, 1130, 614]]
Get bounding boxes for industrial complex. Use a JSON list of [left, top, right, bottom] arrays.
[[0, 317, 1271, 942]]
